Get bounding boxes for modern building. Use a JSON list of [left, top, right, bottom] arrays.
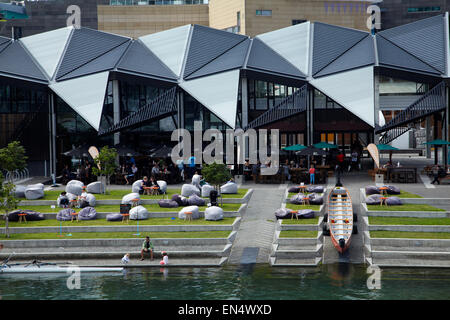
[[0, 14, 448, 177]]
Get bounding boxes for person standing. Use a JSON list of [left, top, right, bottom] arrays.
[[431, 164, 440, 185], [309, 165, 316, 185]]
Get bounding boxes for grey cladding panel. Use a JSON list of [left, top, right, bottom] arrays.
[[376, 35, 440, 75], [378, 15, 446, 74], [117, 40, 177, 80], [56, 28, 129, 80], [314, 35, 375, 78], [184, 25, 247, 77], [58, 40, 131, 81], [312, 22, 368, 75], [0, 41, 47, 81], [247, 38, 305, 78], [185, 38, 250, 80]]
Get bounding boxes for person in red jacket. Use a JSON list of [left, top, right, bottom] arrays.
[[309, 166, 316, 185]]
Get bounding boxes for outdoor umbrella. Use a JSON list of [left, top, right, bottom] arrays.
[[282, 144, 306, 151], [148, 145, 173, 158], [296, 146, 327, 156], [423, 139, 450, 164], [313, 142, 338, 149], [62, 144, 92, 159], [377, 144, 399, 164], [114, 145, 142, 157]]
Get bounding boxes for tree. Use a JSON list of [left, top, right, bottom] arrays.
[[0, 173, 20, 238], [201, 162, 231, 191], [0, 141, 28, 182], [91, 146, 118, 194]]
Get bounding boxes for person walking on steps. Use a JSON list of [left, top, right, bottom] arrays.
[[431, 164, 441, 185]]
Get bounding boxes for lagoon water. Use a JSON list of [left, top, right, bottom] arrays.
[[1, 264, 450, 300]]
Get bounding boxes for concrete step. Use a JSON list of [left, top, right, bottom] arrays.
[[372, 246, 450, 253], [276, 243, 318, 251], [372, 250, 450, 260], [270, 257, 321, 267], [372, 258, 450, 268]]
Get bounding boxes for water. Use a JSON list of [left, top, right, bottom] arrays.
[[1, 264, 450, 300]]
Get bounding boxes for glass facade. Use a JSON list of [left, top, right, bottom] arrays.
[[248, 79, 298, 112], [184, 93, 230, 132]]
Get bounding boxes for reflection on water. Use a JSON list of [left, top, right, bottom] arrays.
[[1, 264, 450, 300]]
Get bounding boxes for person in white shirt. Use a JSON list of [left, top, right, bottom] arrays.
[[121, 253, 130, 264], [160, 251, 168, 265], [191, 171, 201, 190]]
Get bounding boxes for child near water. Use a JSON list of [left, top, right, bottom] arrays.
[[160, 251, 169, 266]]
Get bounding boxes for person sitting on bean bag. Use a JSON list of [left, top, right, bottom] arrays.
[[57, 191, 70, 208]]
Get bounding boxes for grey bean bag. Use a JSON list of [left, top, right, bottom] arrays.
[[201, 184, 215, 198], [14, 185, 26, 198], [25, 187, 44, 200], [132, 180, 143, 194], [288, 186, 300, 193], [308, 193, 324, 205], [86, 181, 104, 194], [57, 208, 76, 221], [66, 183, 83, 196], [365, 194, 383, 205], [181, 184, 200, 197], [171, 194, 189, 206], [107, 213, 123, 222], [66, 192, 77, 201], [290, 193, 307, 205], [8, 210, 45, 222], [178, 205, 200, 220], [220, 182, 238, 194], [365, 186, 380, 196], [27, 183, 44, 190], [157, 180, 167, 194], [188, 194, 206, 206], [121, 193, 141, 205], [67, 180, 84, 188], [78, 206, 97, 220], [275, 208, 294, 219], [297, 209, 314, 219], [386, 196, 403, 206], [204, 206, 224, 221], [85, 193, 96, 207], [384, 185, 401, 195], [306, 186, 324, 193], [129, 205, 149, 220], [158, 200, 179, 208]]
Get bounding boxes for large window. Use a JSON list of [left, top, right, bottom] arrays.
[[184, 93, 229, 132], [407, 7, 440, 13], [248, 79, 298, 111]]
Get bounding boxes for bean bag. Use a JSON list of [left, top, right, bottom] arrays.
[[25, 187, 44, 200], [78, 206, 97, 220], [157, 180, 167, 194], [66, 183, 83, 196], [66, 192, 77, 201], [274, 208, 294, 220], [67, 180, 83, 188], [181, 184, 200, 197], [107, 213, 123, 222], [288, 186, 300, 193], [27, 183, 44, 190], [386, 196, 403, 206], [297, 209, 315, 219], [306, 186, 324, 194], [188, 194, 206, 206], [201, 184, 215, 198], [14, 185, 26, 198], [171, 194, 189, 206], [86, 181, 104, 194], [384, 185, 401, 195], [220, 182, 238, 194], [8, 210, 45, 222], [158, 200, 179, 208], [129, 205, 149, 220], [178, 205, 200, 220], [57, 208, 76, 221], [365, 194, 383, 205], [365, 186, 380, 196], [121, 193, 141, 205], [204, 206, 224, 221], [290, 193, 307, 205], [132, 180, 143, 194], [308, 193, 324, 205], [85, 193, 96, 207]]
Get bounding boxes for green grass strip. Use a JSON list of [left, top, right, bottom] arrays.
[[281, 217, 319, 225], [368, 217, 450, 226], [27, 188, 248, 201], [285, 203, 321, 211], [17, 203, 242, 213], [1, 231, 231, 240], [0, 217, 236, 228], [366, 203, 445, 212], [279, 230, 318, 238], [370, 231, 450, 239]]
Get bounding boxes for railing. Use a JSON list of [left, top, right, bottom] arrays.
[[244, 84, 308, 130], [376, 81, 446, 144], [4, 168, 29, 182]]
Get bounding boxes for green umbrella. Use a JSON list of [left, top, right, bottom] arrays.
[[313, 142, 338, 149], [283, 144, 306, 151], [423, 139, 450, 145], [376, 144, 399, 151]]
